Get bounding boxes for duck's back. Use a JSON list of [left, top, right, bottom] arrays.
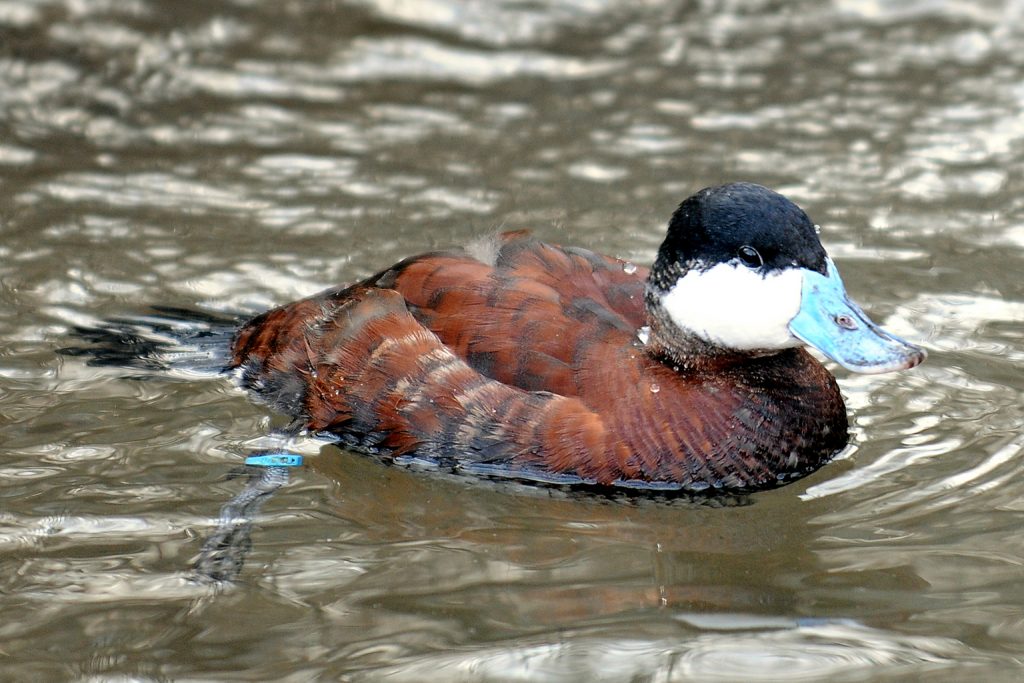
[[230, 233, 847, 490], [384, 234, 649, 396]]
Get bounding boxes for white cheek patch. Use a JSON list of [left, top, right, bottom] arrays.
[[660, 263, 805, 351]]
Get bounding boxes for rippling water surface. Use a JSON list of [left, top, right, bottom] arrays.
[[2, 0, 1023, 680]]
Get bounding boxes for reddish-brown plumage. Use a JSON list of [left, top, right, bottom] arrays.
[[230, 232, 848, 492]]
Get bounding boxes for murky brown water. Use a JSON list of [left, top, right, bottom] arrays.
[[2, 0, 1024, 680]]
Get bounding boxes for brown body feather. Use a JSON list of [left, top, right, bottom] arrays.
[[230, 233, 848, 491]]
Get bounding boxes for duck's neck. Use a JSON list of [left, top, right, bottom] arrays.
[[642, 260, 734, 371]]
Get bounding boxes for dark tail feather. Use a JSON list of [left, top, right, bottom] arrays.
[[58, 305, 245, 376]]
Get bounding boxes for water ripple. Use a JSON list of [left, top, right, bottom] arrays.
[[39, 172, 265, 213], [331, 37, 621, 85], [352, 621, 993, 682]]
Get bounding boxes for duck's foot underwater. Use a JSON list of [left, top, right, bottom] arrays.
[[191, 454, 301, 584]]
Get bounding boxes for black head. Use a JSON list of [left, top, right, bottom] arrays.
[[649, 183, 827, 294]]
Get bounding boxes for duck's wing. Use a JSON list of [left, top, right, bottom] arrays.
[[231, 285, 636, 482], [380, 233, 649, 397]]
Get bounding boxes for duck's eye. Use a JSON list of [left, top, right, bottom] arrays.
[[737, 245, 763, 268]]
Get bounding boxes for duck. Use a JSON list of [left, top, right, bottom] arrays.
[[229, 182, 925, 493]]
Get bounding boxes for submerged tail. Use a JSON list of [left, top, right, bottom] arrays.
[[58, 305, 245, 376]]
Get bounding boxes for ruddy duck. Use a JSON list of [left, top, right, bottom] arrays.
[[229, 183, 925, 493]]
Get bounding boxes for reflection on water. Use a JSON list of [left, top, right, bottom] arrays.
[[2, 0, 1024, 680]]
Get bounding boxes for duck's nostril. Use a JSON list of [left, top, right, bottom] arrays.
[[834, 314, 857, 330]]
